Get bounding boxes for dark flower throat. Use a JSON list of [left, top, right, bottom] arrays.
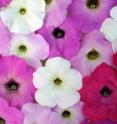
[[5, 79, 19, 92]]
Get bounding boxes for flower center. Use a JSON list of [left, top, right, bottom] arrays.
[[44, 0, 52, 4], [5, 79, 19, 92], [87, 49, 100, 60], [53, 28, 65, 39], [87, 0, 99, 9], [62, 110, 71, 119], [19, 8, 26, 15], [19, 45, 27, 52], [100, 86, 112, 97], [53, 78, 62, 86], [0, 118, 5, 124]]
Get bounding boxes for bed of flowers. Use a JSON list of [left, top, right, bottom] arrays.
[[0, 0, 117, 124]]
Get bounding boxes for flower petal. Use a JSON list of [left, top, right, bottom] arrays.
[[64, 69, 83, 90], [33, 67, 52, 89], [46, 57, 71, 73], [57, 91, 80, 108], [100, 18, 117, 42], [35, 89, 57, 107], [110, 6, 117, 19]]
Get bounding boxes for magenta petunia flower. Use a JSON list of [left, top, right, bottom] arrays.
[[0, 18, 11, 56], [38, 18, 81, 59], [70, 30, 113, 77], [44, 0, 72, 27], [0, 55, 35, 109], [80, 63, 117, 121], [0, 97, 23, 124], [68, 0, 116, 33], [0, 0, 11, 7]]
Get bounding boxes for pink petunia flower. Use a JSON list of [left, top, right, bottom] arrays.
[[0, 55, 35, 109], [50, 102, 85, 124], [9, 33, 49, 68], [70, 30, 113, 77]]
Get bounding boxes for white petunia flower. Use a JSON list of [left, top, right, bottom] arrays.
[[0, 0, 45, 34], [33, 57, 82, 108], [9, 34, 49, 68], [100, 6, 117, 52]]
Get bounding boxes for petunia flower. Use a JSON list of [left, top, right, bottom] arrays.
[[68, 0, 116, 33], [80, 63, 117, 121], [22, 103, 51, 124], [38, 18, 81, 59], [100, 6, 117, 52], [70, 30, 113, 77], [43, 0, 72, 27], [9, 34, 49, 68], [0, 0, 45, 34], [0, 18, 11, 56], [33, 57, 82, 108], [0, 97, 23, 124], [22, 102, 84, 124], [50, 102, 85, 124], [0, 55, 35, 109]]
